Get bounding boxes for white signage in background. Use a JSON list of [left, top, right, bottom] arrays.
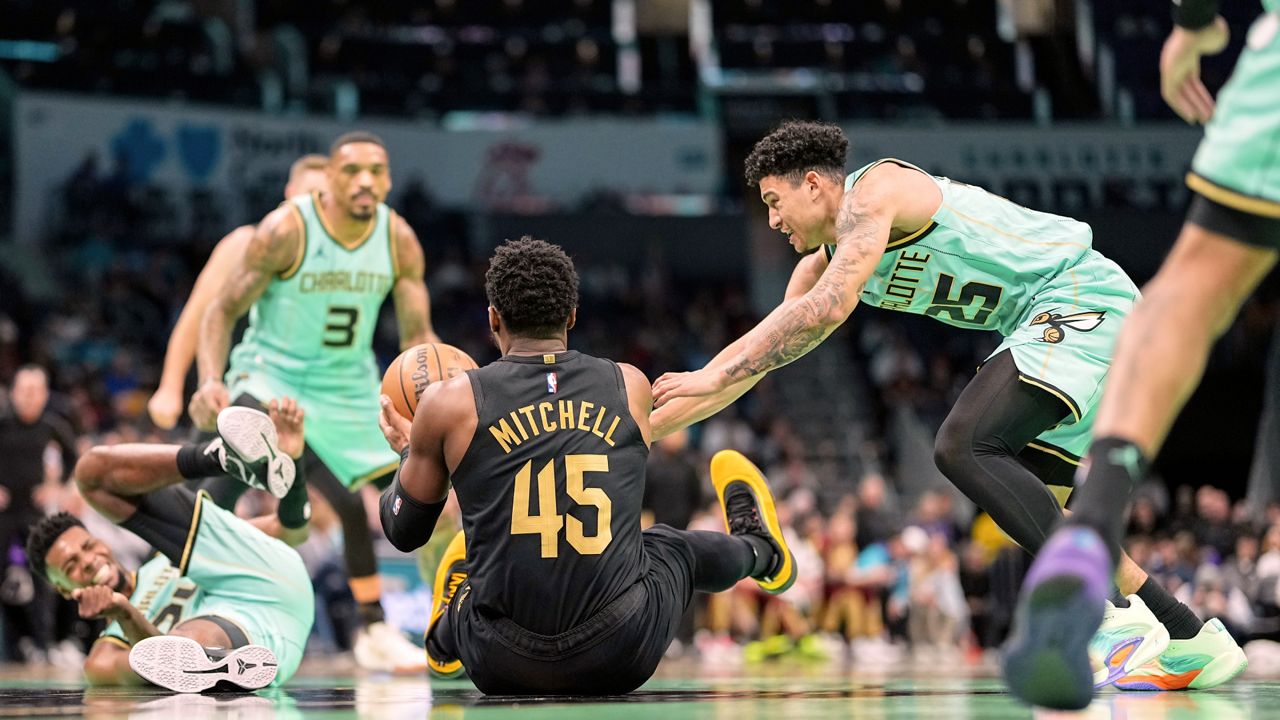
[[13, 92, 721, 242]]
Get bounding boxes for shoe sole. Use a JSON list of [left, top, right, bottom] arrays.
[[426, 530, 467, 679], [1092, 619, 1169, 688], [1189, 645, 1249, 689], [217, 407, 296, 498], [1002, 576, 1101, 710], [129, 636, 278, 693], [709, 450, 796, 595]]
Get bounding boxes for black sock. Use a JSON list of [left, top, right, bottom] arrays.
[[1110, 589, 1130, 608], [277, 454, 311, 529], [743, 535, 776, 578], [1136, 576, 1204, 640], [1066, 437, 1149, 565], [176, 442, 223, 479], [359, 601, 386, 627]]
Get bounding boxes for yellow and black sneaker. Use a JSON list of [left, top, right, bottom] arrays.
[[425, 530, 467, 679], [710, 450, 797, 595]]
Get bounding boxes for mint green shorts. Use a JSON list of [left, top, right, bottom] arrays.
[[1189, 11, 1280, 218], [987, 251, 1140, 463], [227, 357, 400, 488]]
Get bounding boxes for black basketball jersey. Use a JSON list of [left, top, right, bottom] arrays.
[[451, 350, 648, 635]]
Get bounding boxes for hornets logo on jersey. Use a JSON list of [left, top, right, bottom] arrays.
[[1030, 310, 1106, 344]]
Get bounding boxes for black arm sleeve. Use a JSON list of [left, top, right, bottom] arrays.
[[119, 486, 201, 570], [1174, 0, 1219, 30], [379, 450, 446, 553], [46, 415, 79, 483]]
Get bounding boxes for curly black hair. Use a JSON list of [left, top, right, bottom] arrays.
[[26, 512, 85, 581], [485, 237, 579, 338], [744, 120, 848, 187]]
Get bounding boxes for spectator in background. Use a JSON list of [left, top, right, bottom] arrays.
[[855, 472, 900, 549], [1195, 486, 1236, 561], [642, 428, 702, 531], [0, 366, 78, 665]]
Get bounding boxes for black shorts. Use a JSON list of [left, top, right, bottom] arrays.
[[446, 525, 696, 696], [1187, 191, 1280, 250]]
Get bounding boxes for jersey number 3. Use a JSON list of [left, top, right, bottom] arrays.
[[323, 306, 359, 347], [511, 454, 612, 559]]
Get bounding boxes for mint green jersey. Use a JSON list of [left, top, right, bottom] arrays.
[[230, 192, 397, 379], [826, 160, 1102, 336], [824, 159, 1140, 463], [101, 491, 314, 685], [227, 193, 403, 486]]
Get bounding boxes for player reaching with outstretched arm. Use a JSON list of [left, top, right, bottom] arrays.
[[1007, 0, 1266, 708], [650, 121, 1242, 699], [190, 131, 439, 672]]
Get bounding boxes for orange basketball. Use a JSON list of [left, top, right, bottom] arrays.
[[382, 343, 479, 419]]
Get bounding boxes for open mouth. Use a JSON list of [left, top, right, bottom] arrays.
[[93, 563, 112, 586]]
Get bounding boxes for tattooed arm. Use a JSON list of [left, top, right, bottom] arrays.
[[390, 213, 440, 349], [652, 171, 906, 407], [650, 251, 828, 439], [189, 206, 301, 429]]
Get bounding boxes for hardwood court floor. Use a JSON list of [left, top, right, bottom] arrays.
[[0, 655, 1272, 718]]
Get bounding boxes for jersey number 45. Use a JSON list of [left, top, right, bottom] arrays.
[[512, 455, 613, 559]]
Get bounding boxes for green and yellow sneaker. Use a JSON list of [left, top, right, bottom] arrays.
[[710, 450, 797, 595], [1114, 618, 1248, 691]]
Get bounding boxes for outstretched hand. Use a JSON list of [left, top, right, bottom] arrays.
[[378, 395, 413, 455], [652, 368, 729, 408]]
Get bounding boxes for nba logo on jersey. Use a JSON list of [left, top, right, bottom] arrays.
[[392, 495, 403, 515], [546, 372, 558, 394]]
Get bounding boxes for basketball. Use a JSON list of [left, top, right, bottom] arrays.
[[382, 343, 479, 420]]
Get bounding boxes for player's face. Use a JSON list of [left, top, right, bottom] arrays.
[[329, 142, 392, 221], [758, 174, 828, 253], [283, 168, 328, 200], [45, 526, 128, 596]]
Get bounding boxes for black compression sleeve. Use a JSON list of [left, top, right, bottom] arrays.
[[1174, 0, 1219, 30], [379, 449, 446, 552]]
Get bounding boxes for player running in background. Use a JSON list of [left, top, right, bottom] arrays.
[[26, 403, 312, 691], [146, 155, 329, 430], [648, 120, 1242, 693], [376, 238, 795, 694], [1008, 0, 1269, 708], [191, 131, 439, 672]]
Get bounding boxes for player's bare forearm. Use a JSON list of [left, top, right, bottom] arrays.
[[394, 280, 438, 348], [721, 189, 887, 382], [114, 603, 162, 646], [391, 215, 438, 347], [83, 641, 145, 686], [651, 375, 764, 439], [196, 211, 298, 382], [162, 228, 253, 391]]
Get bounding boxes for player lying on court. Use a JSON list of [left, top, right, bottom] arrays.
[[376, 238, 796, 695], [26, 402, 314, 692], [648, 121, 1244, 691]]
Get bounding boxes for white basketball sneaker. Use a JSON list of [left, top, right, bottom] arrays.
[[354, 621, 429, 674], [1089, 594, 1171, 688], [129, 635, 278, 692]]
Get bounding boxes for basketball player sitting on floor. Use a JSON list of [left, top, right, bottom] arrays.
[[377, 237, 796, 695], [26, 402, 314, 692]]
